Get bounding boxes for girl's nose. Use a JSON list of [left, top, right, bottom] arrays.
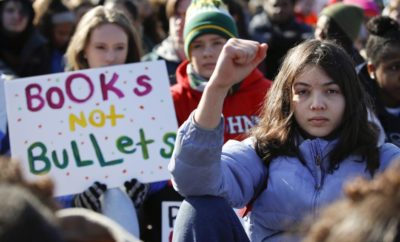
[[310, 93, 327, 110], [105, 50, 116, 63]]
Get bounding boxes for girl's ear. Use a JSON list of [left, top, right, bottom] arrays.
[[367, 62, 376, 79]]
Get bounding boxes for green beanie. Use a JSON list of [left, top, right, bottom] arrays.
[[184, 0, 238, 58], [320, 3, 364, 41]]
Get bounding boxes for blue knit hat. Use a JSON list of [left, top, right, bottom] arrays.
[[183, 0, 238, 58]]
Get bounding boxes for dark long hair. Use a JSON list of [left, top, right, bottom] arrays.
[[251, 39, 379, 175], [0, 0, 35, 33]]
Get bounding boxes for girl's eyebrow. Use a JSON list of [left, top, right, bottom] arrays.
[[293, 82, 310, 87], [293, 80, 337, 87], [92, 41, 126, 45]]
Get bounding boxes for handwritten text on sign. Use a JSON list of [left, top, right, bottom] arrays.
[[5, 61, 178, 196]]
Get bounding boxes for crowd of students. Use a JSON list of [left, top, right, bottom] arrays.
[[0, 0, 399, 241]]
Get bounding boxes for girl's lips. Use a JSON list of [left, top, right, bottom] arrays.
[[308, 117, 328, 126]]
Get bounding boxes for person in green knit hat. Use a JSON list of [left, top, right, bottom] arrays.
[[138, 0, 272, 241], [315, 2, 365, 65], [183, 0, 238, 57], [171, 0, 272, 139], [317, 2, 364, 43]]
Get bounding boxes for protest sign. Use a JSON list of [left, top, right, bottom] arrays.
[[5, 61, 177, 196], [162, 201, 181, 242]]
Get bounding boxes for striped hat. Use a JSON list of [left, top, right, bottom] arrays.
[[183, 0, 238, 58]]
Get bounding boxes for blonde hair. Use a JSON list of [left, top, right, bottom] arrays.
[[65, 5, 141, 71]]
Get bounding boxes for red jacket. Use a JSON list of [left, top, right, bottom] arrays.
[[171, 60, 272, 142]]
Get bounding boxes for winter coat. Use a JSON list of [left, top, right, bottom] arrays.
[[169, 113, 400, 242], [0, 29, 50, 77]]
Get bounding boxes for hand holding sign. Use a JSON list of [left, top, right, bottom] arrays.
[[73, 181, 107, 212], [124, 178, 150, 209]]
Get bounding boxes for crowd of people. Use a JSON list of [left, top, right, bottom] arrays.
[[0, 0, 399, 241]]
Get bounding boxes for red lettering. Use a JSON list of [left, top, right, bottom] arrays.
[[65, 73, 94, 103], [25, 83, 45, 112], [133, 75, 152, 96], [100, 73, 124, 100], [46, 87, 65, 109]]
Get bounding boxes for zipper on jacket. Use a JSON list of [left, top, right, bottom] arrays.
[[313, 153, 322, 187], [315, 154, 321, 166], [312, 154, 322, 216], [311, 141, 325, 215]]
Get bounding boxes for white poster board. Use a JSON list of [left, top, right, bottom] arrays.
[[162, 201, 181, 242], [5, 61, 178, 196]]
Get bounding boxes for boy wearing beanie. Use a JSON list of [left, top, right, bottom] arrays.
[[182, 0, 238, 58], [140, 0, 272, 241], [171, 0, 272, 133]]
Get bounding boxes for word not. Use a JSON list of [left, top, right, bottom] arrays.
[[69, 105, 124, 131], [27, 130, 176, 175], [25, 72, 153, 112]]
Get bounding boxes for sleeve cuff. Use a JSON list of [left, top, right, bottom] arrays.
[[190, 109, 224, 132]]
